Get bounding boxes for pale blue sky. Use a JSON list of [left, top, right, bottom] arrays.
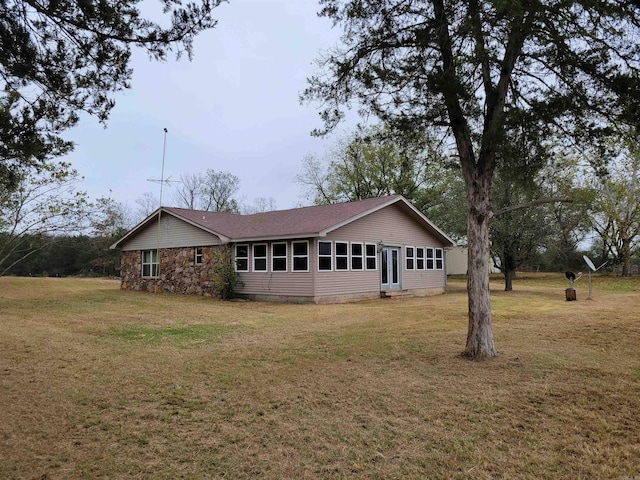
[[63, 0, 351, 214]]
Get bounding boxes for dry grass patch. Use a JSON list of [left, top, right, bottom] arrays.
[[1, 274, 639, 479]]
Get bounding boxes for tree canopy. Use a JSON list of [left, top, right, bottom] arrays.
[[0, 0, 224, 190], [302, 0, 640, 358]]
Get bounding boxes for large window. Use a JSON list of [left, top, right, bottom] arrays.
[[365, 243, 377, 270], [292, 241, 309, 272], [351, 243, 363, 270], [142, 250, 159, 277], [253, 244, 267, 271], [235, 244, 249, 272], [406, 246, 415, 270], [335, 241, 349, 271], [416, 247, 425, 270], [272, 242, 287, 272], [318, 241, 332, 271], [435, 248, 444, 270]]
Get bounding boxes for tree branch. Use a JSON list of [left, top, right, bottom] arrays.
[[493, 197, 573, 218]]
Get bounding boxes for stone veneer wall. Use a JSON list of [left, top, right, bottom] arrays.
[[120, 246, 221, 296]]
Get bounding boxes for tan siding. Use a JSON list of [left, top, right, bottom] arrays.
[[236, 272, 314, 297], [328, 203, 443, 246], [315, 204, 447, 296], [121, 216, 221, 251], [235, 239, 314, 297]]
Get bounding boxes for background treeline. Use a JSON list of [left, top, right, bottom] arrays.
[[1, 234, 121, 278]]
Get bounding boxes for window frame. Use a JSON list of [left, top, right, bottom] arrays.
[[142, 250, 159, 278], [435, 248, 444, 270], [335, 241, 349, 271], [271, 242, 288, 272], [416, 247, 425, 270], [292, 241, 309, 272], [426, 247, 435, 270], [195, 247, 204, 265], [365, 243, 377, 271], [317, 240, 333, 271], [252, 243, 268, 272], [350, 242, 364, 271], [405, 246, 415, 270], [235, 244, 249, 272]]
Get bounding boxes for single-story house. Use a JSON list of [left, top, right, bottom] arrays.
[[111, 195, 455, 303]]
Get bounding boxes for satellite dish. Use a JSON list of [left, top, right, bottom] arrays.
[[583, 255, 596, 271], [583, 255, 607, 300], [565, 271, 576, 281]]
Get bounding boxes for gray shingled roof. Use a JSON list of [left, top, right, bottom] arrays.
[[111, 195, 455, 248]]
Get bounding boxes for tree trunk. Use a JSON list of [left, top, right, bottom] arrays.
[[621, 237, 632, 277], [464, 174, 498, 358], [504, 269, 515, 291]]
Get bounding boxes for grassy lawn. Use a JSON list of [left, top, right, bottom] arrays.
[[1, 274, 639, 479]]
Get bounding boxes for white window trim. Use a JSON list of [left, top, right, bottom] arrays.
[[142, 250, 159, 278], [350, 242, 364, 271], [405, 245, 416, 270], [317, 240, 333, 272], [292, 240, 309, 272], [252, 243, 268, 272], [426, 247, 435, 270], [416, 247, 425, 270], [271, 242, 288, 272], [195, 247, 204, 265], [365, 243, 377, 271], [435, 248, 444, 270], [335, 241, 349, 271], [235, 244, 249, 272]]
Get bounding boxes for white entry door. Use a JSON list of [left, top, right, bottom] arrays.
[[381, 246, 401, 291]]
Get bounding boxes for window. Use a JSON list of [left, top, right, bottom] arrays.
[[272, 242, 287, 272], [253, 244, 267, 271], [416, 247, 425, 270], [365, 243, 377, 270], [142, 250, 159, 277], [195, 247, 204, 265], [335, 241, 348, 271], [292, 241, 309, 272], [406, 246, 415, 270], [426, 248, 434, 270], [235, 244, 249, 271], [318, 241, 332, 271], [351, 243, 363, 270], [435, 248, 444, 270]]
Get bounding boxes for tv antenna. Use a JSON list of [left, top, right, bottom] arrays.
[[583, 255, 607, 300], [146, 128, 178, 290]]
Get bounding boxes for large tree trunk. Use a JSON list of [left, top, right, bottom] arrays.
[[464, 174, 498, 358], [621, 236, 632, 277]]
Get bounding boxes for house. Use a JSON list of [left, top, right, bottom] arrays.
[[110, 195, 455, 303]]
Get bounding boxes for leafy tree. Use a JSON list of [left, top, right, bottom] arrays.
[[242, 197, 277, 214], [1, 0, 225, 190], [297, 127, 468, 239], [302, 0, 640, 358], [172, 170, 240, 213], [0, 162, 90, 275], [134, 191, 159, 222], [590, 135, 640, 276]]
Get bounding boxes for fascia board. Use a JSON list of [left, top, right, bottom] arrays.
[[229, 232, 321, 243]]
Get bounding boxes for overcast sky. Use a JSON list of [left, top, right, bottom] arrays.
[[62, 0, 355, 215]]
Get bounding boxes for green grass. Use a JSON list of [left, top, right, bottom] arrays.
[[0, 274, 639, 479]]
